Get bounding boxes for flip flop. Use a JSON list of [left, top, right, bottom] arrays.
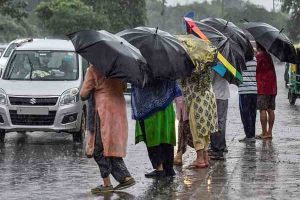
[[91, 185, 114, 194], [187, 162, 207, 169], [255, 134, 265, 139], [114, 177, 136, 190], [264, 135, 273, 139]]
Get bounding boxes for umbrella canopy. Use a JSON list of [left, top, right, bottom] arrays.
[[184, 17, 243, 85], [176, 35, 217, 72], [116, 27, 195, 80], [67, 30, 149, 87], [244, 22, 297, 63], [201, 18, 254, 61]]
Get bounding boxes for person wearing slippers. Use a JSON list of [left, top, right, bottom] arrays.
[[255, 42, 277, 140], [133, 80, 180, 178], [81, 65, 135, 194], [174, 94, 194, 166], [177, 35, 218, 169]]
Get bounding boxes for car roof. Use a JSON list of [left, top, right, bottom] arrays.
[[15, 39, 75, 51]]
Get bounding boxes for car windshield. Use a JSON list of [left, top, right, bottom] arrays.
[[3, 51, 78, 81]]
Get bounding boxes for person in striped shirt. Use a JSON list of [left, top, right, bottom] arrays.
[[238, 58, 257, 142]]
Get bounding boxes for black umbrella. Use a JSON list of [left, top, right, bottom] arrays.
[[201, 18, 254, 61], [186, 19, 246, 71], [116, 27, 195, 80], [67, 30, 150, 87], [244, 22, 297, 63]]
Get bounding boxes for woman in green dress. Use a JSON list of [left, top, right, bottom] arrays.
[[132, 80, 180, 178]]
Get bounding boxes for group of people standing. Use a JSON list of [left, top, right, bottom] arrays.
[[80, 40, 277, 194]]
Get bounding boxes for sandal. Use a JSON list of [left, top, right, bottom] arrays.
[[255, 134, 265, 139], [91, 185, 114, 194], [264, 135, 273, 139], [187, 162, 207, 169], [114, 177, 136, 190]]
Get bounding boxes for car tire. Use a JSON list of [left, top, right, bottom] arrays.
[[73, 110, 86, 143], [0, 129, 5, 143], [288, 90, 297, 105]]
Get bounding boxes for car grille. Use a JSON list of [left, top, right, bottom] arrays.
[[9, 110, 56, 126], [9, 97, 58, 106]]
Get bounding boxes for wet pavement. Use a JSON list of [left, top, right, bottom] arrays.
[[0, 64, 300, 200]]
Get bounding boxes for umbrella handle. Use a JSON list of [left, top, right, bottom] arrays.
[[279, 28, 284, 33], [154, 27, 159, 38]]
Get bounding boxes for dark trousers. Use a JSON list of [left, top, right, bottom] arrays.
[[239, 94, 257, 138], [93, 115, 131, 183], [211, 99, 228, 155], [139, 120, 175, 176], [147, 144, 175, 176]]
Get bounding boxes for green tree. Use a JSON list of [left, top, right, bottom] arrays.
[[146, 0, 288, 35], [0, 0, 40, 42], [0, 16, 40, 42], [84, 0, 147, 33], [35, 0, 109, 37], [0, 0, 28, 20], [281, 0, 300, 41]]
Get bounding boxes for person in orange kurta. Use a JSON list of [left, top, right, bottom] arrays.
[[80, 65, 135, 194]]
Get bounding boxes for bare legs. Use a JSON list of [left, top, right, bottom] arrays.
[[103, 177, 112, 187], [260, 110, 268, 136], [174, 151, 183, 165], [259, 109, 275, 138], [190, 149, 208, 168], [266, 109, 275, 137]]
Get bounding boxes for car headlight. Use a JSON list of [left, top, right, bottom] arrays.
[[60, 88, 79, 105], [0, 89, 7, 105]]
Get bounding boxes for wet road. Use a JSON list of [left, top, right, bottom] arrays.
[[0, 64, 300, 200]]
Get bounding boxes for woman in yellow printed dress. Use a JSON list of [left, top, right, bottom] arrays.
[[177, 35, 218, 168]]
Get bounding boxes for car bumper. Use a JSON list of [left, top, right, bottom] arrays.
[[0, 102, 83, 133]]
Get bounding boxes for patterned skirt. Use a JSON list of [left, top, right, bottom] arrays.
[[188, 90, 218, 138]]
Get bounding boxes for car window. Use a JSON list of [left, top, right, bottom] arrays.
[[3, 51, 79, 81], [3, 43, 17, 57]]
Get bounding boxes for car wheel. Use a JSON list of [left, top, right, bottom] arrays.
[[73, 110, 86, 143], [0, 129, 5, 143], [288, 90, 297, 105]]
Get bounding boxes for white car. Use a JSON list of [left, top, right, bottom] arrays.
[[0, 38, 89, 143], [0, 39, 33, 72]]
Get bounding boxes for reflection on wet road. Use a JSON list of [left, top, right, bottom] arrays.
[[0, 65, 300, 199]]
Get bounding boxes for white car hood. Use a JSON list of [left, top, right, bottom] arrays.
[[0, 80, 81, 96]]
